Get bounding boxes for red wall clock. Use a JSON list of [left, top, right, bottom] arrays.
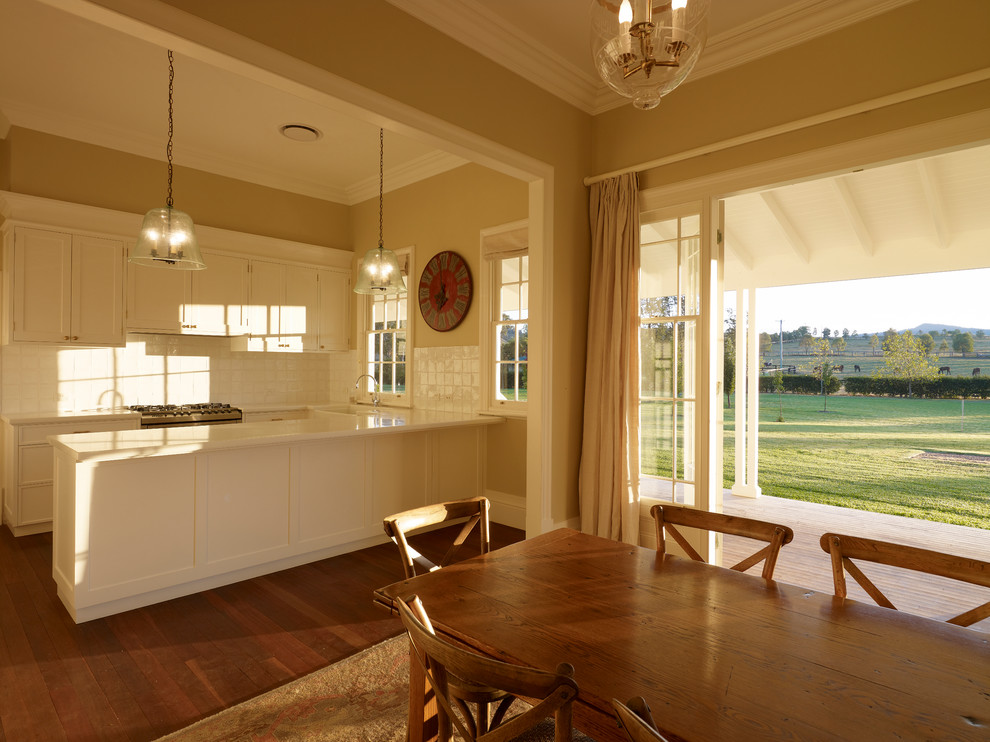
[[418, 251, 473, 331]]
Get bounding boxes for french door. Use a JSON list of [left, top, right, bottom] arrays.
[[638, 200, 724, 554]]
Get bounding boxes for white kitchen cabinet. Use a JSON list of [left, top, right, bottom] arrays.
[[318, 268, 350, 351], [9, 227, 124, 346], [184, 253, 249, 336], [3, 415, 140, 536], [241, 260, 321, 352], [126, 260, 185, 333], [126, 251, 249, 336]]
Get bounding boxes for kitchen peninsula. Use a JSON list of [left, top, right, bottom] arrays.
[[49, 407, 503, 623]]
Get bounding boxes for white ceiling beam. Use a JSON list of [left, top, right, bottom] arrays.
[[831, 176, 875, 256], [760, 192, 811, 263], [725, 233, 754, 271], [917, 159, 950, 249]]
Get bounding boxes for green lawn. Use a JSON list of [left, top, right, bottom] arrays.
[[722, 394, 990, 529]]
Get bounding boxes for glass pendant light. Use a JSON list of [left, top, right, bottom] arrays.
[[131, 50, 206, 270], [354, 129, 406, 295]]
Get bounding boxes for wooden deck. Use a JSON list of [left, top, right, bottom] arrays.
[[719, 491, 990, 633]]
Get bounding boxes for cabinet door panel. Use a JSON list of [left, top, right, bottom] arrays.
[[19, 445, 54, 484], [246, 260, 282, 338], [186, 254, 249, 335], [71, 235, 125, 345], [284, 265, 320, 351], [127, 262, 186, 333], [318, 269, 350, 351], [19, 483, 53, 524], [12, 228, 71, 342]]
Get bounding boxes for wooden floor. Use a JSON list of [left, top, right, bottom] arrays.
[[3, 503, 986, 741], [720, 491, 990, 632], [0, 523, 524, 742]]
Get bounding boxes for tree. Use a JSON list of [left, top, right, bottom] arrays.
[[804, 337, 837, 412], [874, 330, 939, 396], [842, 328, 850, 339], [977, 330, 986, 340], [822, 327, 831, 338], [800, 335, 815, 353], [772, 369, 785, 422], [939, 338, 950, 353], [883, 327, 899, 345], [918, 332, 935, 353], [869, 334, 880, 355], [953, 332, 974, 354], [723, 310, 736, 408], [832, 336, 847, 353], [759, 332, 773, 358]]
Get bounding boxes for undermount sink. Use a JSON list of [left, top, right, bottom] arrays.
[[310, 405, 406, 426]]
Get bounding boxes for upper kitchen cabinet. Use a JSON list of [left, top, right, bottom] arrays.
[[6, 227, 125, 346], [318, 268, 350, 351], [242, 260, 320, 352], [127, 251, 249, 336], [184, 253, 250, 336]]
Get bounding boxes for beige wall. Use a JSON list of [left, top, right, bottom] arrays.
[[351, 163, 528, 349], [592, 1, 990, 186], [4, 127, 351, 249], [156, 0, 594, 526], [0, 133, 10, 192]]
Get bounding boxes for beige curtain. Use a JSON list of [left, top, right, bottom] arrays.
[[579, 173, 641, 544]]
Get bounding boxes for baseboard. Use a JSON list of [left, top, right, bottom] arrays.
[[486, 489, 526, 530]]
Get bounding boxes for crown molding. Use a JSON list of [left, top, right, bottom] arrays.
[[389, 0, 919, 116], [1, 97, 463, 206], [345, 151, 469, 205], [386, 0, 601, 112]]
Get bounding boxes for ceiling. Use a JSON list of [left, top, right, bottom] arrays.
[[0, 0, 911, 204], [2, 0, 987, 287]]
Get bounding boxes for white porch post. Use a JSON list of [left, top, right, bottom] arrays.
[[732, 287, 762, 498]]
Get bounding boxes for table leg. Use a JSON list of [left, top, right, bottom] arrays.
[[407, 639, 439, 742]]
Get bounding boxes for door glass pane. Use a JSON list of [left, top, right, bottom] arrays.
[[641, 400, 674, 479], [679, 400, 696, 483], [677, 320, 697, 399], [641, 322, 674, 398], [681, 234, 701, 316], [640, 242, 678, 313]]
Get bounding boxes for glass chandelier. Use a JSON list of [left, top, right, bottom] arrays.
[[590, 0, 711, 110], [355, 128, 406, 295], [131, 50, 205, 270]]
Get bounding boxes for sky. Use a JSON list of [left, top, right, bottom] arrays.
[[754, 268, 990, 336]]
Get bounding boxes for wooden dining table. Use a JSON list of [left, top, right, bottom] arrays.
[[374, 528, 990, 742]]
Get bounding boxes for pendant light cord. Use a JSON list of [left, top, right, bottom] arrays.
[[166, 50, 175, 209], [378, 128, 384, 250]]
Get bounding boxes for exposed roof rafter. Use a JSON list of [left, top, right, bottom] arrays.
[[760, 192, 811, 263], [917, 159, 950, 249], [831, 176, 875, 256]]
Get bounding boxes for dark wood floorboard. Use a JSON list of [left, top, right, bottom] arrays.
[[0, 522, 524, 742]]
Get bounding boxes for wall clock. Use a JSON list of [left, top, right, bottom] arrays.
[[418, 251, 473, 332]]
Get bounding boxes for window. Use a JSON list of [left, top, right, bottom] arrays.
[[481, 222, 528, 414], [639, 210, 701, 505], [361, 247, 411, 405]]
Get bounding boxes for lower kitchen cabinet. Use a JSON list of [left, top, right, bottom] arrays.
[[3, 415, 140, 536]]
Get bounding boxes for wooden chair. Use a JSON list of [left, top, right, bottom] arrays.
[[611, 697, 671, 742], [383, 496, 491, 579], [650, 503, 794, 580], [820, 532, 990, 627], [397, 594, 582, 742]]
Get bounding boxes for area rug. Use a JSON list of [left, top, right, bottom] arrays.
[[156, 635, 410, 742]]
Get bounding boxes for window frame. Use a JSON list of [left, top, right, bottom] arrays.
[[480, 220, 529, 417], [358, 245, 414, 408]]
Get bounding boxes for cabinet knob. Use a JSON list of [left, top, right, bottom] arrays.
[[71, 336, 79, 340], [64, 335, 70, 340]]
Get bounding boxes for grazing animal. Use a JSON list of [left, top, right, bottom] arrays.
[[854, 364, 861, 373], [836, 365, 844, 373], [939, 366, 950, 375], [974, 368, 981, 377]]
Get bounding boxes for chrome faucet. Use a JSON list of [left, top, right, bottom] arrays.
[[355, 374, 381, 407]]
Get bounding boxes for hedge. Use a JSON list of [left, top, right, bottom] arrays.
[[759, 374, 990, 399], [758, 374, 840, 395], [842, 376, 990, 399]]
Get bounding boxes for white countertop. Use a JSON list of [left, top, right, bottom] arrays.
[[49, 407, 504, 463], [2, 409, 140, 425]]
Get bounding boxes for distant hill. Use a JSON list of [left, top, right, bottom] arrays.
[[904, 323, 990, 335]]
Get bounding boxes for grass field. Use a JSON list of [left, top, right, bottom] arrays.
[[762, 332, 990, 378], [722, 393, 990, 530]]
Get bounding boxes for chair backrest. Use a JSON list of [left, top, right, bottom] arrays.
[[820, 532, 990, 627], [650, 503, 794, 580], [397, 595, 580, 742], [611, 697, 671, 742], [383, 497, 491, 579]]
